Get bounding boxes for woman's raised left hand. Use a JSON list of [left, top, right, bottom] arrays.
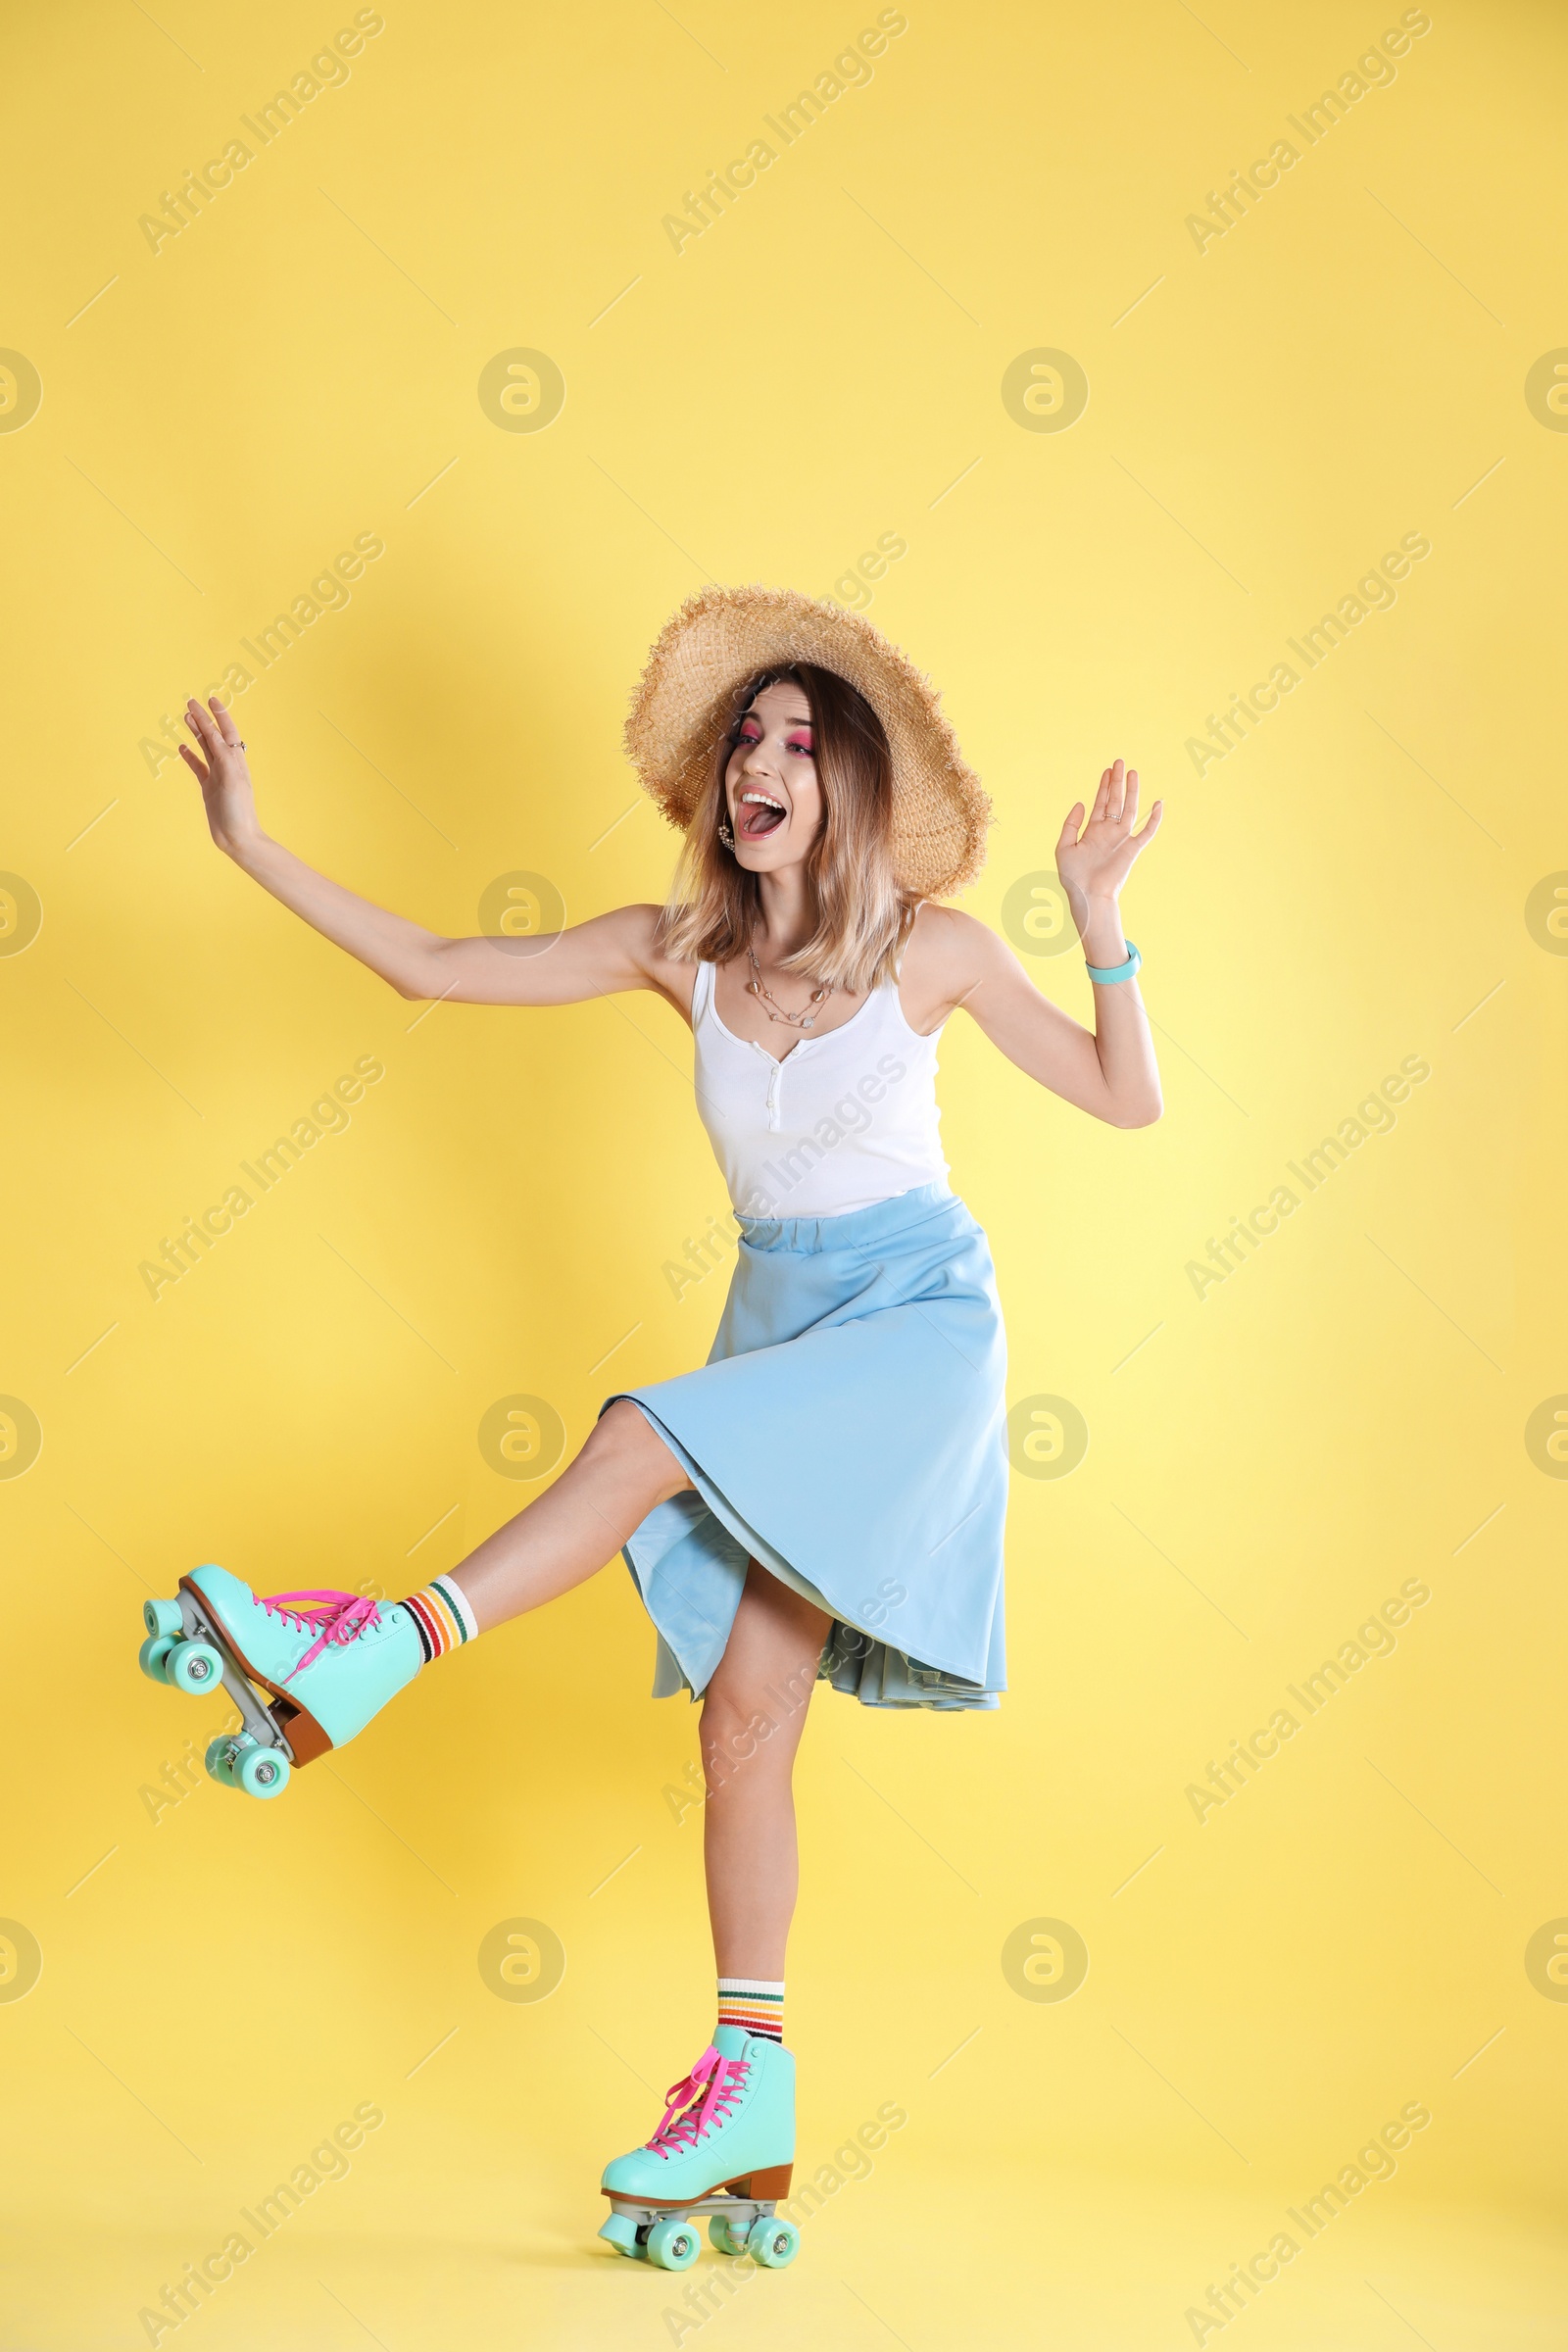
[[1055, 759, 1162, 926]]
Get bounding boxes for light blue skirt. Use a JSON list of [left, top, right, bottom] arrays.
[[603, 1181, 1007, 1711]]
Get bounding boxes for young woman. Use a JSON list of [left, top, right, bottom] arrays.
[[144, 584, 1162, 2269]]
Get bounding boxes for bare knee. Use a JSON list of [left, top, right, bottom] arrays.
[[702, 1678, 764, 1747], [701, 1687, 786, 1789], [585, 1399, 690, 1501], [702, 1659, 816, 1777]]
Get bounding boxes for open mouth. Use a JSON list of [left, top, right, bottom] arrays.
[[738, 790, 787, 839]]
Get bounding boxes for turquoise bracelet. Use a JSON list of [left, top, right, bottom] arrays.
[[1085, 941, 1142, 984]]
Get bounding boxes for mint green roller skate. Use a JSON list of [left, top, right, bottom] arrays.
[[137, 1566, 422, 1799], [598, 2027, 800, 2271]]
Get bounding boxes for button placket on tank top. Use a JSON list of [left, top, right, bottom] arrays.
[[758, 1027, 827, 1131], [760, 1046, 782, 1132]]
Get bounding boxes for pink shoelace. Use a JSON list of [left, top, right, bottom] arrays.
[[258, 1589, 382, 1682], [646, 2045, 751, 2160]]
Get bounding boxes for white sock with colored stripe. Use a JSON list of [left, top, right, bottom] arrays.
[[717, 1977, 785, 2043], [402, 1574, 479, 1664]]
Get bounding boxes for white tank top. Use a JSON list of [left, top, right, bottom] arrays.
[[691, 959, 949, 1221]]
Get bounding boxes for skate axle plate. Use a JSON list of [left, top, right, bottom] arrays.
[[175, 1586, 296, 1764], [598, 2178, 800, 2269]]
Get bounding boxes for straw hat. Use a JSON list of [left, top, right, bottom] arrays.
[[623, 583, 992, 898]]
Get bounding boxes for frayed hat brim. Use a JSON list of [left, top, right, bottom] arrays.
[[623, 583, 992, 898]]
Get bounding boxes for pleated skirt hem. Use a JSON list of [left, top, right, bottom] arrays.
[[624, 1407, 1004, 1713]]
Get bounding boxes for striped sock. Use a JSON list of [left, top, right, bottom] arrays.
[[402, 1574, 479, 1664], [717, 1977, 785, 2043]]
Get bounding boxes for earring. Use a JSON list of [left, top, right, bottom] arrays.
[[717, 819, 735, 852]]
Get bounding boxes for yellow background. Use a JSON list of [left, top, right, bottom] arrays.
[[1, 1, 1563, 2344]]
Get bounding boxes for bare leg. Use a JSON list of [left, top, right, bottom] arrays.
[[444, 1400, 691, 1633], [701, 1561, 831, 1981]]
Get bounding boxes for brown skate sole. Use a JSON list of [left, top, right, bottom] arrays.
[[602, 2164, 793, 2208], [178, 1574, 335, 1767]]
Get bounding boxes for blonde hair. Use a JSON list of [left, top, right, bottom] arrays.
[[657, 662, 918, 993]]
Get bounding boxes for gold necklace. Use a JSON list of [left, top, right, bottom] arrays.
[[746, 943, 833, 1031]]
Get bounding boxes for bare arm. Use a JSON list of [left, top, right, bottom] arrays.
[[178, 696, 687, 1010], [906, 759, 1163, 1128]]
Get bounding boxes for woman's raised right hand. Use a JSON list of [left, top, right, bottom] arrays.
[[179, 696, 260, 858]]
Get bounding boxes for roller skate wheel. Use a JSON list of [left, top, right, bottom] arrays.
[[235, 1745, 290, 1799], [204, 1736, 241, 1787], [144, 1596, 182, 1640], [747, 2215, 799, 2268], [646, 2217, 701, 2271], [165, 1638, 224, 1694], [710, 2215, 752, 2255], [138, 1635, 175, 1683]]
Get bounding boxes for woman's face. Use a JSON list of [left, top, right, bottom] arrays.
[[722, 681, 822, 870]]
